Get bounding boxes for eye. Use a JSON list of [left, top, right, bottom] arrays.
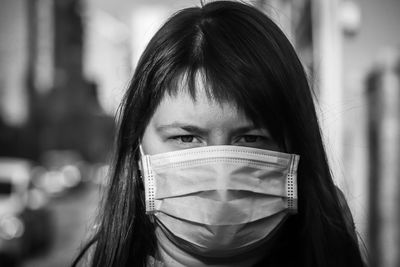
[[234, 134, 280, 151], [171, 135, 201, 143], [237, 135, 263, 143]]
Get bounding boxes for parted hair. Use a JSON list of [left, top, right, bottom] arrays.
[[72, 1, 365, 266]]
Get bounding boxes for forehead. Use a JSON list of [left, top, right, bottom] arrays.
[[152, 87, 250, 127]]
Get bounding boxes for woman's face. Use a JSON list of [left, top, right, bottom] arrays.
[[141, 85, 281, 155]]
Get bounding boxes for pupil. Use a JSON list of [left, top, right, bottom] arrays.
[[181, 136, 193, 142], [245, 136, 257, 142]]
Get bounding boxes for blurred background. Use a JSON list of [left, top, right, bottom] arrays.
[[0, 0, 399, 266]]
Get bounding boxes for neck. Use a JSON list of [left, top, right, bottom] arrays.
[[154, 227, 267, 267]]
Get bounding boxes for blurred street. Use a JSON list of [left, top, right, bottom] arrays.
[[22, 183, 100, 267], [1, 0, 400, 266]]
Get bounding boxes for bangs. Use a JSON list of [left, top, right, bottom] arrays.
[[165, 68, 245, 112], [159, 62, 286, 148]]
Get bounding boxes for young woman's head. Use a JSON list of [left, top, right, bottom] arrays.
[[74, 1, 365, 266]]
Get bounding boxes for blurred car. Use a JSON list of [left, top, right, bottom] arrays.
[[89, 163, 110, 187], [0, 158, 53, 266], [35, 150, 87, 196]]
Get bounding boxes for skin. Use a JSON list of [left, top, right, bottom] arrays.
[[141, 84, 281, 155]]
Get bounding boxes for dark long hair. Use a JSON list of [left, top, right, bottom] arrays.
[[73, 1, 365, 266]]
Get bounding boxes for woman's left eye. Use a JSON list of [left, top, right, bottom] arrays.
[[179, 135, 194, 143], [237, 135, 263, 143]]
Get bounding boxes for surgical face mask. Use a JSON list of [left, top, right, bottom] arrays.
[[139, 145, 299, 258]]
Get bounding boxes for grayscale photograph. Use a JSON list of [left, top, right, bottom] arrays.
[[0, 0, 398, 266]]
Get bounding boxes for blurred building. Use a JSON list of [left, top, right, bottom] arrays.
[[366, 49, 400, 267], [0, 0, 115, 163], [0, 0, 28, 126]]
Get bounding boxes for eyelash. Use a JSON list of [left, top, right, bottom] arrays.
[[236, 135, 266, 143], [170, 135, 266, 144], [170, 135, 201, 143]]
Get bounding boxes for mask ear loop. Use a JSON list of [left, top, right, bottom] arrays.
[[138, 144, 145, 173], [138, 144, 145, 160], [136, 145, 145, 190]]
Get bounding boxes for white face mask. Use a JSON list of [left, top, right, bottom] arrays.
[[139, 145, 299, 258]]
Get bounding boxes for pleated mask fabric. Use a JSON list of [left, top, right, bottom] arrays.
[[139, 145, 299, 257]]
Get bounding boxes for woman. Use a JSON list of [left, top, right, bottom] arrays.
[[73, 1, 365, 266]]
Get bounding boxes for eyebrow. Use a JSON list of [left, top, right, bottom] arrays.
[[156, 123, 208, 135], [156, 122, 268, 136]]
